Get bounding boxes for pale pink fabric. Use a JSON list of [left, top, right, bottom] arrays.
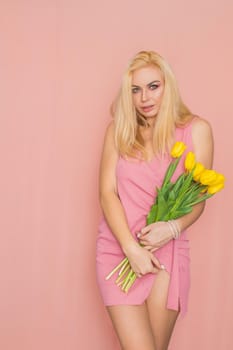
[[96, 117, 197, 318]]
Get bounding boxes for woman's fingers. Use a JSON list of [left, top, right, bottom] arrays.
[[140, 235, 170, 248], [150, 247, 159, 252], [150, 254, 164, 270], [137, 223, 154, 237], [151, 267, 160, 273], [139, 238, 150, 245], [137, 231, 146, 238], [140, 237, 160, 247], [143, 245, 154, 250]]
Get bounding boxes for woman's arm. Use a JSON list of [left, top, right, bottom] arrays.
[[99, 121, 163, 275], [175, 116, 214, 231], [99, 121, 136, 251], [138, 116, 214, 250]]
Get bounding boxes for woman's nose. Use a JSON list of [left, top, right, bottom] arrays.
[[141, 89, 149, 101]]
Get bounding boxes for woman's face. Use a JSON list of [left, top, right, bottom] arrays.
[[131, 65, 165, 120]]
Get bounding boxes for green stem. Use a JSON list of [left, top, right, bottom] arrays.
[[162, 157, 180, 188], [124, 273, 137, 293], [118, 259, 130, 276], [105, 257, 128, 280], [121, 269, 134, 290], [117, 279, 126, 287], [116, 264, 131, 284], [188, 193, 213, 206]]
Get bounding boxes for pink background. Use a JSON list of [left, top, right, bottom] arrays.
[[0, 1, 232, 349]]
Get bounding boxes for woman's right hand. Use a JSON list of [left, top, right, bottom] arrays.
[[123, 242, 164, 278]]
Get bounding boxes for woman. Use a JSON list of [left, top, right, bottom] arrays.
[[96, 51, 213, 350]]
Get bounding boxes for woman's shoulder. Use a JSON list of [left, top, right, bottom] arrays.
[[188, 115, 214, 167], [189, 114, 213, 140], [188, 115, 214, 166], [178, 114, 212, 135], [176, 114, 213, 150]]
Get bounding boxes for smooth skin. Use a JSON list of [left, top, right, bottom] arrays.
[[99, 66, 214, 350]]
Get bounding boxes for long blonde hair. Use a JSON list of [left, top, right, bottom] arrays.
[[111, 50, 192, 159]]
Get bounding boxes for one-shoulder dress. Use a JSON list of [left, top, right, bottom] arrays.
[[96, 118, 197, 318]]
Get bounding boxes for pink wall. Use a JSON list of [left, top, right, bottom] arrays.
[[0, 1, 232, 349]]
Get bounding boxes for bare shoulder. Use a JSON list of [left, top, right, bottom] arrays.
[[191, 115, 213, 139], [190, 115, 214, 168]]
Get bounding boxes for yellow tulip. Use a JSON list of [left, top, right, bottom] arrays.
[[199, 169, 217, 186], [193, 163, 205, 181], [185, 152, 196, 171], [171, 141, 187, 158], [207, 173, 225, 186], [207, 182, 224, 194]]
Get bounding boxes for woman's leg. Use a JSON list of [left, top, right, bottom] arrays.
[[146, 269, 180, 350], [107, 304, 155, 350]]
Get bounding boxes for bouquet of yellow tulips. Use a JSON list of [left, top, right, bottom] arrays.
[[105, 141, 225, 292]]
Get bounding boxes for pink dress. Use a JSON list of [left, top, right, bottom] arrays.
[[96, 118, 197, 318]]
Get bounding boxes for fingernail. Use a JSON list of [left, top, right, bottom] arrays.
[[137, 232, 141, 238], [161, 264, 165, 269]]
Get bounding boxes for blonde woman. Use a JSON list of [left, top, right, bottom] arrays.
[[96, 51, 213, 350]]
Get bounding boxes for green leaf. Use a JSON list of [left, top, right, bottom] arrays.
[[172, 173, 186, 194], [171, 207, 193, 218], [162, 182, 173, 200], [179, 191, 197, 206], [189, 193, 213, 206], [161, 157, 181, 188], [168, 189, 176, 202], [146, 204, 158, 224], [155, 190, 169, 220]]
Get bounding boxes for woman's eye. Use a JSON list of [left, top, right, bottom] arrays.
[[132, 87, 139, 93], [150, 84, 159, 90]]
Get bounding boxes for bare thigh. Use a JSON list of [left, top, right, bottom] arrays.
[[106, 304, 155, 350], [146, 269, 180, 350]]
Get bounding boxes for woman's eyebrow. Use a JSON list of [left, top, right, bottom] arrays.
[[148, 80, 160, 85], [132, 80, 160, 87]]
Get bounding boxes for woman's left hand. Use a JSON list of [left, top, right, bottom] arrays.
[[137, 221, 173, 252]]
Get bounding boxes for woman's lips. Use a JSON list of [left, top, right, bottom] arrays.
[[141, 105, 155, 112]]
